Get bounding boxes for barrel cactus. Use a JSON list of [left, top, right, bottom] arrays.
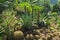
[[13, 31, 24, 40]]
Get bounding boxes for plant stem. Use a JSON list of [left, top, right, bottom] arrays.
[[37, 9, 40, 25]]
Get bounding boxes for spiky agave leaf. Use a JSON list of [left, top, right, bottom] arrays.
[[1, 9, 18, 40], [21, 13, 32, 28], [2, 9, 18, 27]]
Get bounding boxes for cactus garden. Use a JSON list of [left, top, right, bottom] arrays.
[[0, 0, 60, 40]]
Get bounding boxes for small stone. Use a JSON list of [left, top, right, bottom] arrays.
[[26, 34, 34, 40], [34, 35, 40, 39]]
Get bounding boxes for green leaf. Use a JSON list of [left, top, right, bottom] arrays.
[[0, 0, 7, 3], [19, 2, 32, 13], [21, 13, 32, 27]]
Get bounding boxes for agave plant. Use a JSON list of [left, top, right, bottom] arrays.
[[1, 9, 18, 40], [22, 14, 32, 27], [2, 9, 17, 27], [19, 13, 32, 32], [45, 12, 58, 30]]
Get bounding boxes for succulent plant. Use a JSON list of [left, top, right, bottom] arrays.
[[13, 31, 24, 40], [1, 9, 18, 40], [20, 13, 33, 31]]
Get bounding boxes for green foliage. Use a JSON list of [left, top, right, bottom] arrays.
[[0, 16, 2, 24], [0, 9, 18, 40], [21, 13, 32, 28], [56, 16, 60, 27], [0, 36, 2, 40], [2, 9, 17, 27], [19, 2, 32, 13], [0, 0, 7, 3], [33, 6, 44, 11], [0, 0, 60, 39], [0, 26, 4, 34]]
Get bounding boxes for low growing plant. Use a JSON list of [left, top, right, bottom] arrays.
[[1, 9, 18, 40], [20, 13, 33, 31]]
